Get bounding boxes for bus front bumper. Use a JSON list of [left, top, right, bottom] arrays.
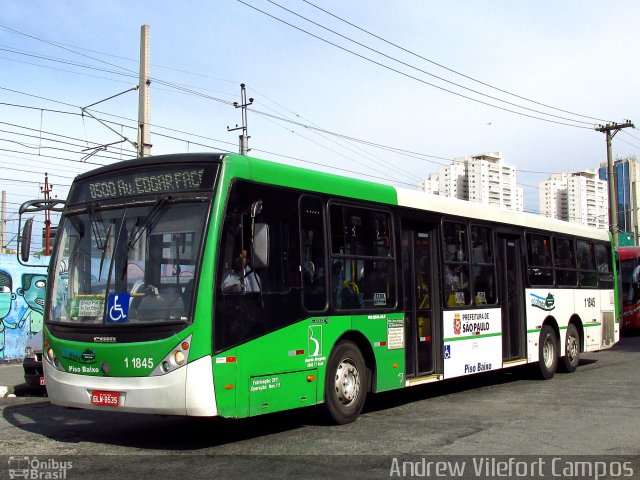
[[44, 355, 218, 416]]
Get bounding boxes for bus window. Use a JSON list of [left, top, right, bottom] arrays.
[[527, 233, 553, 286], [595, 243, 614, 288], [554, 237, 577, 286], [300, 196, 327, 311], [329, 205, 395, 310], [576, 240, 597, 287], [443, 221, 470, 306], [471, 225, 496, 305]]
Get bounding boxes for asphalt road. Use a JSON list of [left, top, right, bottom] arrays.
[[1, 335, 639, 479]]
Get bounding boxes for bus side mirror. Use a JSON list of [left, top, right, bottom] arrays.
[[20, 218, 33, 263], [253, 223, 269, 269]]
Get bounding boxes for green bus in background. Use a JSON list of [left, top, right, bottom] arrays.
[[19, 153, 619, 424]]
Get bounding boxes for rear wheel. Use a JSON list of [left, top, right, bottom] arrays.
[[537, 325, 558, 380], [560, 324, 580, 373], [324, 341, 367, 424]]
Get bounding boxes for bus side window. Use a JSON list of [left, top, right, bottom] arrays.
[[554, 237, 577, 286], [471, 225, 496, 305], [329, 204, 395, 310], [443, 221, 470, 306], [577, 240, 597, 287], [527, 234, 553, 286], [595, 243, 613, 288], [300, 196, 327, 311]]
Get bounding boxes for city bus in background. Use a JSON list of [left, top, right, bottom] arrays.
[[18, 153, 620, 424], [617, 246, 640, 333]]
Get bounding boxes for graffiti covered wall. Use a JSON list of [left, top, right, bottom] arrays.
[[0, 254, 50, 360]]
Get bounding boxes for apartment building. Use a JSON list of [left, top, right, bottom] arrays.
[[421, 152, 523, 211]]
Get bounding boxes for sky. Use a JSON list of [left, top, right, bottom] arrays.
[[1, 0, 639, 249]]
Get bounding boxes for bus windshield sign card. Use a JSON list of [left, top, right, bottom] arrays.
[[106, 294, 130, 324]]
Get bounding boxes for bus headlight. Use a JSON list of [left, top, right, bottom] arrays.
[[174, 351, 185, 366], [45, 347, 65, 372], [149, 334, 192, 376]]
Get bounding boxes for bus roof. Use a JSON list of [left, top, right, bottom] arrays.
[[70, 152, 610, 243], [397, 188, 610, 241]]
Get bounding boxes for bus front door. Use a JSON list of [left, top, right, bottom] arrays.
[[498, 234, 526, 361], [402, 226, 439, 378]]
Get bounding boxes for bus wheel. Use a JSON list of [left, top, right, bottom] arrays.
[[537, 325, 558, 380], [560, 324, 580, 373], [324, 341, 367, 424]]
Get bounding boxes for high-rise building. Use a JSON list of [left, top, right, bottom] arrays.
[[421, 152, 523, 211], [539, 170, 608, 230], [599, 156, 640, 243]]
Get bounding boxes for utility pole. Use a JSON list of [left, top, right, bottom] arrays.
[[596, 121, 635, 246], [1, 191, 6, 254], [227, 83, 254, 155], [137, 24, 151, 157], [41, 173, 53, 255]]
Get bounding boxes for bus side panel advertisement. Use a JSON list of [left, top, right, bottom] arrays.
[[442, 308, 502, 379]]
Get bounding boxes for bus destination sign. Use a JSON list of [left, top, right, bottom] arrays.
[[89, 169, 204, 199], [68, 164, 218, 204]]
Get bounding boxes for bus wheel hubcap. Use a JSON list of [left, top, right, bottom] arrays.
[[334, 359, 360, 406], [543, 337, 554, 367], [567, 335, 578, 363]]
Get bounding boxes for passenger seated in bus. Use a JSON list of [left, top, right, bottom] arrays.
[[332, 260, 361, 309], [445, 264, 468, 306], [222, 250, 261, 293]]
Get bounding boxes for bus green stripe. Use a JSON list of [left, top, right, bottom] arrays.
[[529, 323, 602, 335], [444, 332, 502, 342]]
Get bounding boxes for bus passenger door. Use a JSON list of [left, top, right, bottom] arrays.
[[402, 225, 439, 378], [497, 234, 526, 361]]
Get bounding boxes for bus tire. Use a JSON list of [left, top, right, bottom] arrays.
[[324, 341, 367, 424], [537, 325, 558, 380], [559, 324, 580, 373]]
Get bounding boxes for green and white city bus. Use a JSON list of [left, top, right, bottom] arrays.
[[18, 153, 619, 424]]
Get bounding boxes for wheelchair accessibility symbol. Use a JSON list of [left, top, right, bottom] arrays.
[[107, 293, 130, 323], [444, 345, 451, 360]]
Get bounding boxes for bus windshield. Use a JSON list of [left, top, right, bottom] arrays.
[[49, 200, 209, 326]]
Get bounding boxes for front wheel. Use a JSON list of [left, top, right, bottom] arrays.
[[537, 325, 558, 380], [559, 324, 580, 373], [324, 341, 367, 424]]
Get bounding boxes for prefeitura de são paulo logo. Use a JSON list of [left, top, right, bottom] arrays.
[[453, 313, 462, 335]]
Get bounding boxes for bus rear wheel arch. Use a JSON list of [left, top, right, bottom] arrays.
[[324, 340, 368, 424]]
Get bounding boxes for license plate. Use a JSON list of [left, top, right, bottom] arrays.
[[91, 391, 120, 407], [39, 377, 46, 386]]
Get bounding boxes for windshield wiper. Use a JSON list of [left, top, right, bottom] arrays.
[[97, 221, 114, 282], [127, 195, 172, 250], [89, 203, 105, 250]]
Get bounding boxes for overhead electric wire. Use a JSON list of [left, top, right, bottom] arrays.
[[300, 0, 613, 124], [264, 0, 599, 127], [235, 0, 595, 129], [1, 29, 457, 169]]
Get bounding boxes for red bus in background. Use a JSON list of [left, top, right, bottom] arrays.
[[618, 246, 640, 333]]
